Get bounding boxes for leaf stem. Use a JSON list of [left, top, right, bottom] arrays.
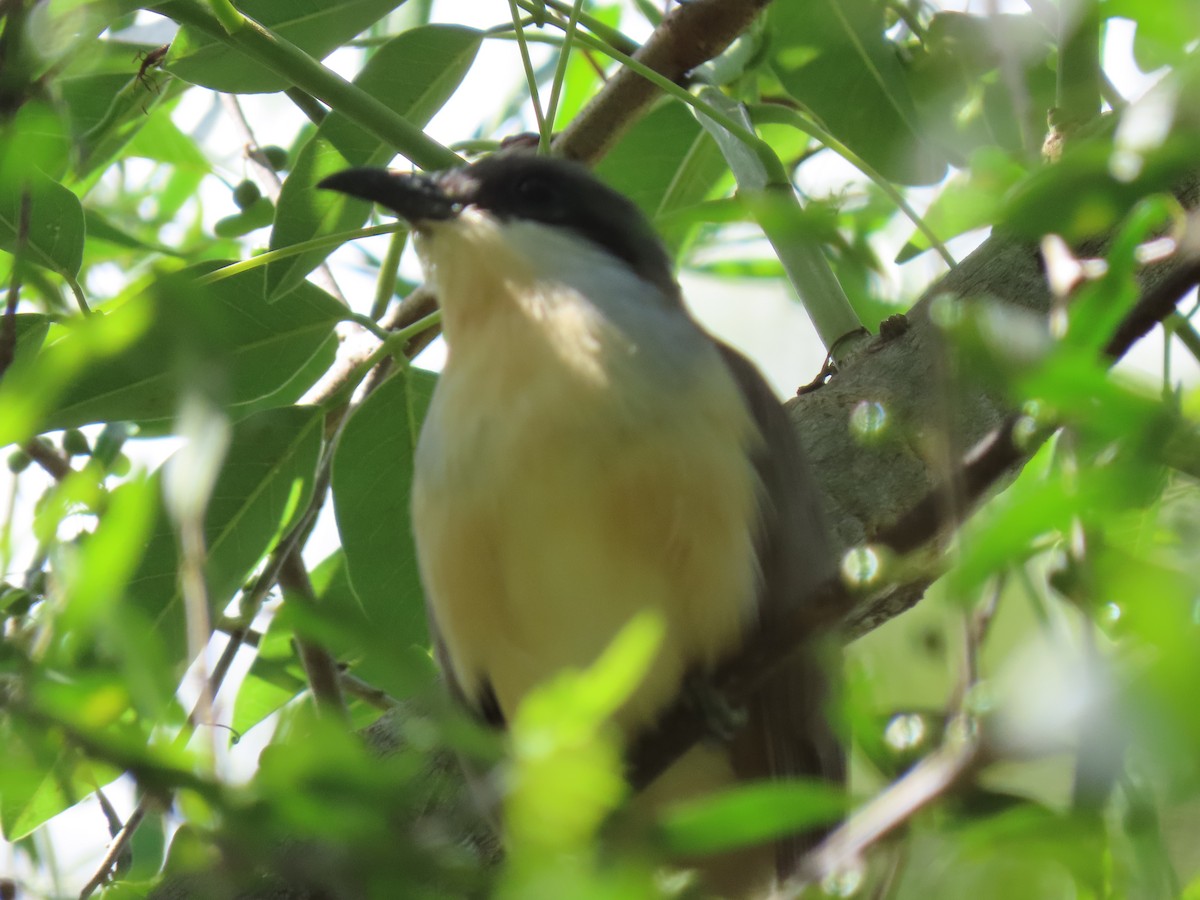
[[163, 5, 459, 171], [507, 0, 548, 141], [194, 224, 402, 286], [542, 0, 585, 153], [207, 0, 246, 32], [696, 89, 863, 354], [751, 104, 956, 268], [372, 228, 407, 320]]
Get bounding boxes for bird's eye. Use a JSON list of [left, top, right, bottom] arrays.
[[514, 175, 556, 209]]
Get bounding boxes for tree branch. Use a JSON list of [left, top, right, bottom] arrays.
[[22, 437, 71, 480], [792, 728, 985, 890], [627, 181, 1200, 790], [78, 803, 148, 899], [553, 0, 772, 165], [279, 549, 349, 723]]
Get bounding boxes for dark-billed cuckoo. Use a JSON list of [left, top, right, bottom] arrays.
[[321, 152, 842, 896]]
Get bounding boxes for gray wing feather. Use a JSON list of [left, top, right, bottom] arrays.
[[715, 344, 845, 879]]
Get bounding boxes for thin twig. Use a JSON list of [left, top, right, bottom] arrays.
[[785, 731, 984, 892], [82, 443, 337, 889], [541, 0, 585, 152], [76, 277, 439, 875], [1105, 255, 1200, 358], [279, 550, 349, 721], [220, 93, 349, 306], [177, 508, 217, 759], [950, 575, 1004, 712], [784, 579, 998, 895], [506, 0, 547, 138], [340, 671, 400, 710], [21, 438, 71, 481], [77, 803, 148, 899]]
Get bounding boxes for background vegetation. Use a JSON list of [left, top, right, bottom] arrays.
[[1, 0, 1199, 897]]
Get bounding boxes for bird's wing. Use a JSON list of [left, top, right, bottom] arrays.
[[428, 612, 506, 729], [715, 344, 845, 878]]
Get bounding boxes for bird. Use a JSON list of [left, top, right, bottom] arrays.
[[320, 151, 842, 896]]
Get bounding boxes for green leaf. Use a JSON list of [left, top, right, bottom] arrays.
[[944, 445, 1073, 598], [0, 168, 84, 278], [161, 0, 409, 94], [1001, 131, 1195, 240], [906, 11, 1054, 161], [550, 4, 620, 127], [68, 73, 186, 181], [288, 547, 435, 698], [1103, 0, 1200, 68], [267, 25, 481, 299], [233, 616, 307, 735], [84, 208, 184, 257], [594, 100, 727, 254], [0, 716, 119, 840], [658, 780, 845, 856], [768, 0, 947, 185], [42, 266, 343, 431], [232, 331, 339, 419], [0, 302, 149, 448], [126, 405, 324, 668], [332, 367, 436, 653], [0, 102, 71, 180], [59, 475, 157, 634], [694, 89, 860, 348], [122, 110, 211, 170], [60, 69, 145, 140], [6, 313, 50, 372], [125, 808, 167, 882]]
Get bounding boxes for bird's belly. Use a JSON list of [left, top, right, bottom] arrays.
[[413, 378, 761, 732]]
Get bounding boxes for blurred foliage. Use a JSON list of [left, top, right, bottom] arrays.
[[0, 0, 1198, 898]]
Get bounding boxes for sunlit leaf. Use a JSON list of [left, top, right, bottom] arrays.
[[659, 780, 845, 856], [59, 474, 156, 633], [0, 299, 150, 447], [233, 617, 306, 736], [1002, 131, 1195, 240]]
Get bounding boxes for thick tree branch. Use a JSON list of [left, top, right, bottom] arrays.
[[627, 186, 1200, 790], [791, 177, 1200, 637], [1104, 229, 1200, 357]]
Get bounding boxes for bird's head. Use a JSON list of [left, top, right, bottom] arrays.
[[318, 153, 679, 304]]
